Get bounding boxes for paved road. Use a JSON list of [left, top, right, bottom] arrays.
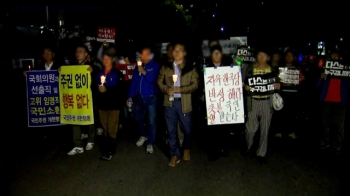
[[3, 132, 345, 196]]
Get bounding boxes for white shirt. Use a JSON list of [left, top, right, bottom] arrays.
[[45, 62, 53, 70]]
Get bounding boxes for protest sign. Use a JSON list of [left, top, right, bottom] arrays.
[[204, 66, 245, 125], [324, 60, 350, 77], [96, 27, 116, 43], [230, 37, 248, 46], [116, 63, 136, 81], [202, 40, 241, 56], [59, 66, 94, 125], [246, 74, 276, 95], [236, 48, 255, 62], [26, 71, 60, 127], [161, 43, 169, 54], [279, 67, 300, 84]]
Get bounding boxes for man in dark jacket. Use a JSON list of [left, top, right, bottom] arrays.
[[66, 45, 96, 155], [127, 46, 161, 154]]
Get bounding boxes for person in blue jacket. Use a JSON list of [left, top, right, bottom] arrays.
[[127, 46, 161, 153]]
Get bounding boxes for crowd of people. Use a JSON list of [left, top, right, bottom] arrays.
[[19, 38, 349, 167]]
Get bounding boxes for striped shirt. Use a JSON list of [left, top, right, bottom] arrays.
[[252, 65, 272, 99]]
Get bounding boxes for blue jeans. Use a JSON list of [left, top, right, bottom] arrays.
[[164, 100, 192, 157], [134, 95, 157, 145]]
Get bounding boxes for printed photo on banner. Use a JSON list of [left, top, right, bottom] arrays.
[[202, 40, 241, 57], [59, 65, 94, 125], [279, 67, 300, 85], [324, 60, 350, 77], [26, 70, 60, 127], [204, 66, 245, 125], [246, 73, 276, 95]]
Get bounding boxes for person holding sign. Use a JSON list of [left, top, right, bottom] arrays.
[[318, 50, 350, 154], [204, 45, 232, 161], [242, 47, 280, 164], [157, 42, 199, 167], [275, 50, 304, 139], [127, 47, 160, 154], [66, 45, 96, 155], [95, 51, 123, 160]]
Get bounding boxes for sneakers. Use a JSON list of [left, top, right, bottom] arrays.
[[183, 149, 190, 161], [275, 133, 282, 138], [146, 145, 153, 153], [101, 152, 112, 161], [288, 132, 297, 139], [81, 134, 88, 139], [86, 143, 94, 150], [320, 143, 330, 150], [136, 136, 147, 147], [67, 147, 84, 155], [96, 128, 104, 135], [168, 156, 180, 167]]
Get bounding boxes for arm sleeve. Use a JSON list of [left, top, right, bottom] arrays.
[[180, 68, 199, 94], [157, 66, 168, 93], [128, 67, 138, 98]]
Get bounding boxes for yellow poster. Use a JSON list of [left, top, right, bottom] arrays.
[[59, 65, 94, 125]]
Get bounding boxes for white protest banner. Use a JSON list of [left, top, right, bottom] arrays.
[[202, 40, 241, 57], [324, 60, 350, 77], [279, 67, 300, 84], [246, 74, 276, 95], [204, 66, 245, 125], [230, 37, 248, 45]]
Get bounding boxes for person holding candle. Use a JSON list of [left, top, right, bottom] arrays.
[[95, 51, 123, 160], [127, 46, 160, 154], [157, 42, 199, 167]]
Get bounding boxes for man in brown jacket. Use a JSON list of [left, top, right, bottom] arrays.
[[157, 42, 199, 167]]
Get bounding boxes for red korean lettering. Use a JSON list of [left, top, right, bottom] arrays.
[[214, 74, 222, 86], [208, 88, 216, 102], [217, 88, 224, 102], [76, 94, 89, 109], [208, 103, 216, 124], [222, 73, 229, 86], [62, 94, 74, 109], [229, 72, 241, 86], [206, 74, 215, 85], [228, 87, 242, 100]]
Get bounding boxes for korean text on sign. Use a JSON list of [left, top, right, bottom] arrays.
[[246, 74, 276, 95], [279, 67, 300, 85], [324, 60, 350, 78], [96, 27, 116, 43], [59, 66, 94, 125], [204, 66, 245, 125], [26, 70, 60, 127]]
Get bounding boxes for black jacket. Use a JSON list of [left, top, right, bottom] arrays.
[[35, 61, 61, 71], [96, 68, 124, 110]]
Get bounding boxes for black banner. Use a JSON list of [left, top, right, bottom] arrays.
[[246, 74, 276, 95], [237, 49, 255, 62], [324, 60, 350, 77]]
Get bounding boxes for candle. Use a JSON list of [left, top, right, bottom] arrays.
[[172, 75, 178, 83], [100, 75, 106, 84], [137, 61, 142, 66], [28, 65, 31, 71]]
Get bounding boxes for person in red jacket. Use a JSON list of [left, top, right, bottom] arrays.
[[318, 50, 350, 154]]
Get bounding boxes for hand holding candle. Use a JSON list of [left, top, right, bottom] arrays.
[[137, 60, 142, 66], [100, 75, 106, 85]]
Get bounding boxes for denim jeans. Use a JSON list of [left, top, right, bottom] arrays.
[[164, 100, 192, 157], [134, 95, 157, 145]]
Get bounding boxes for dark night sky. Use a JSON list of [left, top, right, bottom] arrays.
[[0, 2, 348, 57]]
